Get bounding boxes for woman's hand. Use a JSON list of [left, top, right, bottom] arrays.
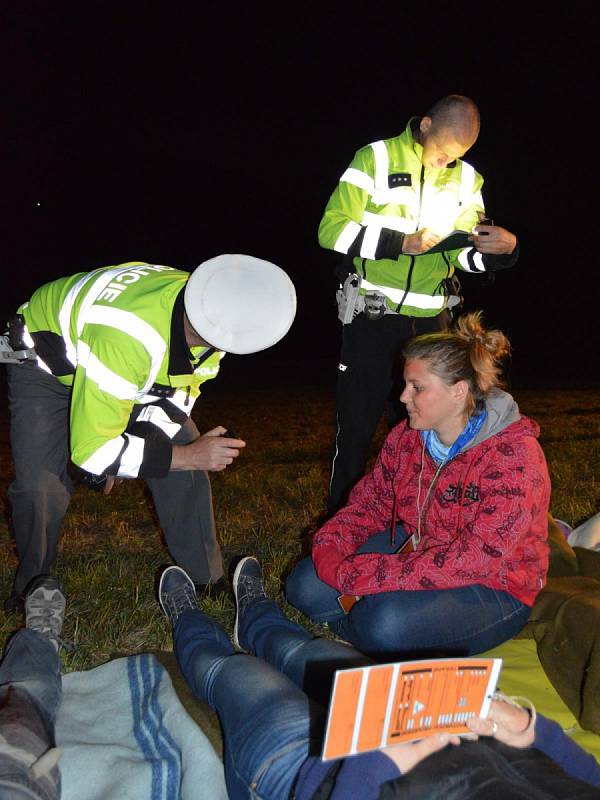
[[467, 698, 535, 748], [382, 732, 460, 773]]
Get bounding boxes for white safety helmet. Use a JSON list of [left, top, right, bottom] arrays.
[[184, 254, 297, 354]]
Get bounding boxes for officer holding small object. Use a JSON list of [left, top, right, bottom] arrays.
[[319, 94, 519, 512], [2, 255, 296, 611]]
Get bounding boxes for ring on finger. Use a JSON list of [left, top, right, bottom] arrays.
[[491, 721, 498, 735]]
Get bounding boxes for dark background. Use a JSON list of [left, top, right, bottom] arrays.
[[2, 3, 597, 390]]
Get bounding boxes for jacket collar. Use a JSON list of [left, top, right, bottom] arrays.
[[168, 288, 196, 375], [407, 117, 424, 161]]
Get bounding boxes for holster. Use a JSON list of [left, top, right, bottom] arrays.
[[442, 274, 464, 317], [0, 315, 37, 363], [336, 274, 362, 324], [7, 314, 27, 350]]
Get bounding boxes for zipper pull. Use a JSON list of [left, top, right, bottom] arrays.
[[184, 386, 190, 407]]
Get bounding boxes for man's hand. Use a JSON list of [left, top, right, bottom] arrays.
[[470, 213, 517, 254], [171, 425, 246, 472], [402, 228, 442, 255], [467, 698, 535, 748], [382, 733, 460, 773], [103, 475, 124, 495]]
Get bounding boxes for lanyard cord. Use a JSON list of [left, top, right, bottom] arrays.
[[416, 443, 445, 546]]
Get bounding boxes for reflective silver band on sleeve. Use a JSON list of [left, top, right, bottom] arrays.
[[79, 437, 127, 475], [116, 434, 146, 478], [361, 224, 380, 260], [135, 405, 183, 439], [334, 221, 363, 254], [362, 211, 415, 233], [457, 248, 485, 272]]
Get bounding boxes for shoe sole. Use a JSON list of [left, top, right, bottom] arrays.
[[158, 566, 195, 621], [232, 557, 256, 650]]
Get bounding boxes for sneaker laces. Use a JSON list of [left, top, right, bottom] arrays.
[[27, 594, 75, 652], [237, 573, 266, 606], [164, 579, 197, 620], [27, 601, 63, 641]]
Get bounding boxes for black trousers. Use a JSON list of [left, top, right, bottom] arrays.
[[329, 311, 446, 513]]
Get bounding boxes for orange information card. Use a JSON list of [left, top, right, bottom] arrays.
[[322, 657, 501, 761]]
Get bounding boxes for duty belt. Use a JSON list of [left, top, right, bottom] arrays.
[[336, 274, 400, 324]]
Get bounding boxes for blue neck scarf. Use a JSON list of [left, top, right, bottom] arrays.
[[421, 410, 488, 464]]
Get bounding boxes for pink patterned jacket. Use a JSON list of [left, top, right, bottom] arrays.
[[313, 394, 551, 606]]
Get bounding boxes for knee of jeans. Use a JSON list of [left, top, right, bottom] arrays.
[[285, 559, 323, 613], [352, 599, 409, 649]]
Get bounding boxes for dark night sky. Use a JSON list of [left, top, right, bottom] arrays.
[[2, 4, 597, 389]]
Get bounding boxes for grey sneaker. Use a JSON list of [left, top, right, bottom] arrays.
[[232, 557, 267, 649], [159, 566, 198, 627], [25, 576, 66, 651]]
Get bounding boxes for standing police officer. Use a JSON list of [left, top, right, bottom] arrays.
[[319, 95, 518, 512]]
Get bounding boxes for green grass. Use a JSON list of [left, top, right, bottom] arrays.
[[0, 385, 599, 672]]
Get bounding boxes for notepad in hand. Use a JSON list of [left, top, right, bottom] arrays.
[[322, 656, 502, 760]]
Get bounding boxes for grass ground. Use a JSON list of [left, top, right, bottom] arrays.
[[0, 384, 599, 672]]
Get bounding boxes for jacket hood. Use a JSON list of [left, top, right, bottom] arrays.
[[463, 390, 521, 452]]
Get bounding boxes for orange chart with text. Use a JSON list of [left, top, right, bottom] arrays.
[[322, 657, 502, 761]]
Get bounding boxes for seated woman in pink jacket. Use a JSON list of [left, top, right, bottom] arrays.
[[286, 312, 551, 657]]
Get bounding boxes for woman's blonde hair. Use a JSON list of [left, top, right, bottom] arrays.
[[401, 312, 511, 415]]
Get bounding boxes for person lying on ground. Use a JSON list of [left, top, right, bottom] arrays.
[[0, 576, 66, 799], [158, 557, 600, 800]]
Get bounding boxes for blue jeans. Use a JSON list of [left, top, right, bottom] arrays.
[[174, 600, 372, 800], [285, 530, 531, 658], [0, 629, 62, 798]]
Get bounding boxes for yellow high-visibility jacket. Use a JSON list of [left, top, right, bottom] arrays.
[[18, 263, 223, 478], [319, 119, 490, 316]]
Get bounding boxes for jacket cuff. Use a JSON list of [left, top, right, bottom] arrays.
[[483, 240, 520, 271], [375, 228, 405, 260], [127, 421, 173, 478]]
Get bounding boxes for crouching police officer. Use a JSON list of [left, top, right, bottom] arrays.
[[1, 255, 296, 611]]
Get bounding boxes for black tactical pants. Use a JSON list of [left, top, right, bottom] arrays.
[[329, 310, 446, 513]]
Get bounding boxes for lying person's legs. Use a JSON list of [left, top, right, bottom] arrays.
[[233, 557, 372, 707], [162, 564, 600, 799], [0, 576, 65, 800], [160, 566, 325, 800]]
